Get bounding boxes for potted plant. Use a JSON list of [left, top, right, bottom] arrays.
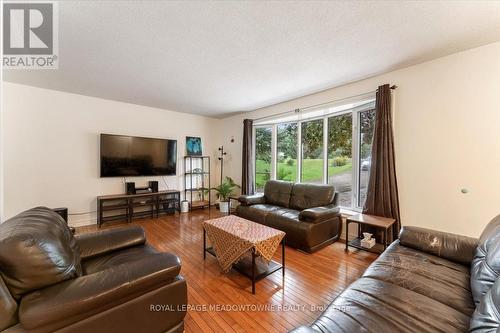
[[210, 177, 240, 213]]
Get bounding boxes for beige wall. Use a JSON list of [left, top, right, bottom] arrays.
[[3, 42, 499, 235], [2, 83, 221, 226], [217, 42, 500, 237]]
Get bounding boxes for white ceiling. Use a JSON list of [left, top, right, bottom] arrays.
[[4, 1, 500, 118]]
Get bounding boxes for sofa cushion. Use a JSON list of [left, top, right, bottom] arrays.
[[289, 183, 334, 210], [0, 207, 82, 299], [311, 277, 470, 333], [363, 241, 475, 315], [265, 208, 303, 246], [236, 204, 281, 224], [19, 254, 184, 331], [264, 180, 293, 208], [469, 277, 500, 332], [471, 214, 500, 305]]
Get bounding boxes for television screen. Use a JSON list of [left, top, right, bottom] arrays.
[[100, 134, 177, 177]]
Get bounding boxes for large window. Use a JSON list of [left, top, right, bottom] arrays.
[[277, 123, 298, 182], [254, 127, 272, 193], [301, 119, 323, 184], [253, 99, 376, 210], [328, 113, 353, 207], [358, 109, 376, 206]]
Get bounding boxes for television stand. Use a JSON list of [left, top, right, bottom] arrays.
[[97, 190, 180, 227]]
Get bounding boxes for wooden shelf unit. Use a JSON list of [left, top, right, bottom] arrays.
[[184, 156, 211, 210], [97, 190, 180, 227]]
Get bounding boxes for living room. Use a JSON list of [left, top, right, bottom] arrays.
[[1, 1, 499, 333]]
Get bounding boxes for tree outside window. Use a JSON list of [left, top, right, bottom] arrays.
[[255, 127, 272, 192]]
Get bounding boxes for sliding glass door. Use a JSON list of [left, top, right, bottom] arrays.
[[301, 119, 323, 184]]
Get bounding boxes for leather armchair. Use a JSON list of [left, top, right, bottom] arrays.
[[0, 207, 187, 333]]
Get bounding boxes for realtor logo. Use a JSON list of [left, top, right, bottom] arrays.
[[2, 1, 58, 69]]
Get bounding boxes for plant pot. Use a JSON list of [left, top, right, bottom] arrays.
[[219, 201, 230, 214], [180, 200, 189, 213]]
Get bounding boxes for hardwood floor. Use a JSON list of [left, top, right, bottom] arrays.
[[78, 208, 377, 333]]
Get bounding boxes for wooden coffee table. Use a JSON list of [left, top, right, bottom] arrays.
[[345, 213, 396, 254], [202, 215, 285, 294]]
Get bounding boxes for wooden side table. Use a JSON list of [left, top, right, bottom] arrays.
[[345, 214, 396, 254]]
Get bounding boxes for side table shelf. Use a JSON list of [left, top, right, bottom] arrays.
[[345, 213, 396, 254]]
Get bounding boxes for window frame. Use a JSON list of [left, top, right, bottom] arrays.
[[253, 99, 375, 210]]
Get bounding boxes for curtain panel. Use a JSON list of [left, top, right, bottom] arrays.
[[362, 84, 401, 242], [241, 119, 254, 195]]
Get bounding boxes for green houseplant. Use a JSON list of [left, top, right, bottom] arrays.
[[210, 177, 240, 213]]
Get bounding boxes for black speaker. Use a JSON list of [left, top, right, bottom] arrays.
[[149, 181, 159, 193], [126, 182, 136, 195], [52, 207, 68, 223]]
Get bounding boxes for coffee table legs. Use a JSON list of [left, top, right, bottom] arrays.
[[251, 249, 256, 294], [282, 239, 285, 278], [203, 230, 286, 295], [203, 228, 206, 260]]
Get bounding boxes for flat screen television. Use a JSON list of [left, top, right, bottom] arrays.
[[100, 134, 177, 177]]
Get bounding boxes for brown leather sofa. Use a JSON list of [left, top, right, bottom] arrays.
[[237, 180, 341, 253], [0, 207, 187, 333], [291, 215, 500, 333]]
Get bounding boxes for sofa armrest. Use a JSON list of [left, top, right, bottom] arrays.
[[238, 193, 266, 206], [399, 226, 478, 265], [332, 191, 339, 207], [299, 205, 340, 223], [75, 226, 146, 260], [19, 252, 183, 331]]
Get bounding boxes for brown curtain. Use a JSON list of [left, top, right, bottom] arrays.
[[241, 119, 254, 195], [362, 84, 401, 242]]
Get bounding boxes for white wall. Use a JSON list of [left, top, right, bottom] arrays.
[[217, 42, 500, 238], [0, 78, 4, 222], [2, 83, 221, 226], [3, 42, 500, 235]]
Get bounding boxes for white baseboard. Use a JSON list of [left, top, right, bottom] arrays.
[[68, 213, 97, 228]]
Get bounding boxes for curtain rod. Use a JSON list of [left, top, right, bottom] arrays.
[[253, 85, 397, 122]]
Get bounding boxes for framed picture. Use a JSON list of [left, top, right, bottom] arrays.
[[186, 136, 202, 156]]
